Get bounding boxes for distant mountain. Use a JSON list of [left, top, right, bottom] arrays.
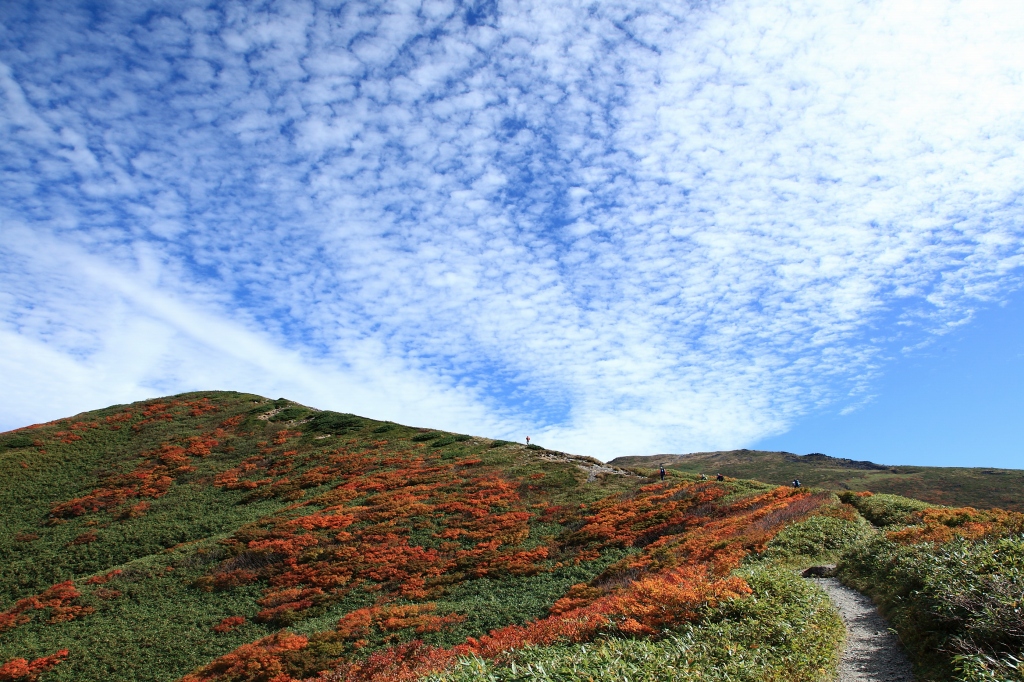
[[609, 449, 1024, 512]]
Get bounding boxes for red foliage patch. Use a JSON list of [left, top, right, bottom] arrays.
[[886, 506, 1024, 545], [0, 650, 69, 681], [183, 454, 829, 682], [131, 401, 179, 431], [334, 603, 466, 644], [187, 398, 220, 417], [70, 532, 98, 545], [84, 570, 122, 585], [213, 616, 246, 633], [0, 582, 94, 634], [49, 432, 223, 519], [186, 435, 219, 457], [180, 632, 308, 682]]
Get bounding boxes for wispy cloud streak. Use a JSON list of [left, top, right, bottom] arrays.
[[1, 0, 1022, 457]]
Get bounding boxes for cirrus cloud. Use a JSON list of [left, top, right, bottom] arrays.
[[1, 0, 1022, 459]]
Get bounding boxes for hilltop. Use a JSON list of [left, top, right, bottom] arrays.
[[609, 450, 1024, 512], [0, 392, 1021, 682]]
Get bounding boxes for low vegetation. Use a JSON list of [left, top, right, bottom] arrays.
[[754, 508, 873, 567], [429, 567, 843, 682], [839, 501, 1024, 681], [0, 392, 1019, 681]]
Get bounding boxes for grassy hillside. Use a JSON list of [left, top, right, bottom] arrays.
[[610, 450, 1024, 512], [1, 392, 1020, 682]]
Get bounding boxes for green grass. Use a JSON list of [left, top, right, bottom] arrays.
[[837, 492, 931, 527], [754, 512, 874, 567], [0, 541, 276, 681]]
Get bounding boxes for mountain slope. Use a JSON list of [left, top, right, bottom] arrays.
[[2, 393, 1020, 682], [609, 450, 1024, 512], [0, 392, 855, 682]]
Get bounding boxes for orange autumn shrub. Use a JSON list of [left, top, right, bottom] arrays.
[[213, 616, 246, 633], [179, 438, 830, 682], [50, 432, 223, 519], [187, 398, 220, 417], [0, 582, 93, 634], [0, 650, 69, 681], [132, 401, 179, 431], [335, 603, 466, 644], [181, 632, 309, 682], [886, 506, 1024, 545], [84, 570, 122, 585], [196, 446, 553, 627], [326, 564, 751, 682]]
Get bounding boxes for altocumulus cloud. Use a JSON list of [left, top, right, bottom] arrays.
[[1, 0, 1022, 459]]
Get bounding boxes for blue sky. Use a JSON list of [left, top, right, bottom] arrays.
[[1, 0, 1023, 466]]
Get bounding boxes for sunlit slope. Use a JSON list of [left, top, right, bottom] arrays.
[[610, 450, 1024, 512], [0, 392, 644, 680], [2, 393, 1021, 682], [0, 392, 845, 682]]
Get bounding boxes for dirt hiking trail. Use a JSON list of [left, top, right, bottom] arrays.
[[810, 576, 916, 682]]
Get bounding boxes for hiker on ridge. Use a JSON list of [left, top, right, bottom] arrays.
[[716, 473, 724, 482], [526, 436, 530, 445], [660, 466, 666, 481]]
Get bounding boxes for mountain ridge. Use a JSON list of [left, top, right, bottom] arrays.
[[609, 449, 1024, 511]]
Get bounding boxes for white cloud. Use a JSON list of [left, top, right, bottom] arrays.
[[0, 0, 1022, 459]]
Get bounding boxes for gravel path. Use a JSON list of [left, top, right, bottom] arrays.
[[809, 576, 916, 682]]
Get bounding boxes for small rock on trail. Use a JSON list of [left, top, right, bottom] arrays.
[[809, 576, 916, 682]]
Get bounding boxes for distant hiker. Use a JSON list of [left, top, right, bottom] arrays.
[[659, 466, 666, 481], [700, 473, 707, 481], [716, 473, 724, 482], [525, 436, 530, 445], [793, 479, 801, 488]]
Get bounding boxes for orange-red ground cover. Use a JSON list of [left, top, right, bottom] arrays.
[[182, 466, 829, 682]]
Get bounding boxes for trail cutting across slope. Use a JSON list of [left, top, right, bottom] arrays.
[[809, 576, 916, 682]]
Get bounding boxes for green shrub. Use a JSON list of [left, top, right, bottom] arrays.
[[269, 407, 310, 422], [430, 566, 843, 682], [2, 434, 35, 449], [954, 653, 1024, 682], [411, 432, 441, 442], [305, 412, 363, 434], [371, 423, 395, 434], [839, 492, 931, 527], [839, 534, 1024, 681], [431, 435, 471, 448], [526, 444, 543, 451], [755, 514, 873, 566], [489, 440, 514, 448]]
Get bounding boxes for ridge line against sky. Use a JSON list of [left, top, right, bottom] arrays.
[[1, 0, 1023, 464]]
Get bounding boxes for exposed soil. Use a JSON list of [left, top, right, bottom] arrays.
[[810, 576, 916, 682]]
